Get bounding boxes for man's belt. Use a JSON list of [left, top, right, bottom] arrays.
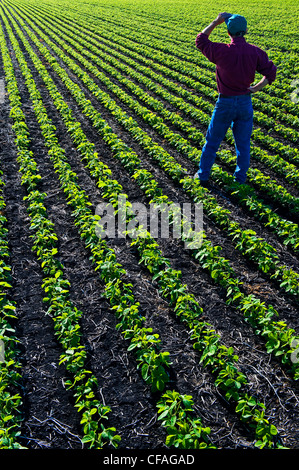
[[219, 92, 252, 98]]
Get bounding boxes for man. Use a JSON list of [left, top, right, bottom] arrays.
[[194, 12, 277, 185]]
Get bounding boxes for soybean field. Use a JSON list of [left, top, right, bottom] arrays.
[[0, 0, 298, 450]]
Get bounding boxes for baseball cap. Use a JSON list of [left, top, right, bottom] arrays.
[[225, 14, 247, 35]]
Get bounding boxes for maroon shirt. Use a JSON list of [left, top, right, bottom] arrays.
[[196, 33, 277, 96]]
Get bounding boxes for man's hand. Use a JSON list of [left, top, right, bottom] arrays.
[[248, 85, 256, 93], [201, 12, 232, 36], [215, 12, 232, 25], [248, 77, 269, 94]]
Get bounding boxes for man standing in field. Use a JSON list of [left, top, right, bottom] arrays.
[[194, 12, 276, 185]]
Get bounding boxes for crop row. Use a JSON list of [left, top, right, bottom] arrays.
[[0, 168, 23, 446], [76, 2, 299, 77], [11, 1, 299, 244], [16, 0, 299, 178], [2, 0, 299, 448], [0, 10, 244, 449], [36, 0, 299, 118], [87, 23, 298, 128], [38, 0, 298, 105], [4, 1, 295, 380], [22, 6, 299, 188], [17, 5, 299, 254], [0, 20, 127, 449], [95, 5, 299, 95], [0, 10, 220, 449], [67, 14, 299, 149], [10, 5, 299, 303], [47, 0, 299, 57], [3, 3, 299, 384], [1, 7, 291, 448]]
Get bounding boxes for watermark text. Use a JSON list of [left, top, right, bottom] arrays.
[[0, 79, 5, 104], [0, 339, 5, 363], [290, 79, 299, 104], [95, 196, 203, 249]]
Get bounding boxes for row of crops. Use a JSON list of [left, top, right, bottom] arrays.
[[0, 0, 298, 450]]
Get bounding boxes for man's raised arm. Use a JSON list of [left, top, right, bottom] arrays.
[[201, 12, 232, 37]]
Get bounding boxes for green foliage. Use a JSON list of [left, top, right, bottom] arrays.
[[157, 390, 215, 449], [1, 0, 297, 450]]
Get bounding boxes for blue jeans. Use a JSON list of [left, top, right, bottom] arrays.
[[198, 94, 253, 183]]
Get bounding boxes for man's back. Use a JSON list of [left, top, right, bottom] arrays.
[[196, 33, 276, 96]]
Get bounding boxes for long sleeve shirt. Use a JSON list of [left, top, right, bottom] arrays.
[[196, 33, 277, 96]]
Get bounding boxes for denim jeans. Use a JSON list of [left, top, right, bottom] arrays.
[[198, 94, 253, 183]]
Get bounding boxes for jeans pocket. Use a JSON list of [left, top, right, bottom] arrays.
[[214, 100, 234, 123], [237, 102, 253, 121]]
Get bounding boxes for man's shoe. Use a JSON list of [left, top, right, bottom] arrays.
[[193, 172, 210, 187], [234, 179, 245, 185], [200, 180, 210, 188]]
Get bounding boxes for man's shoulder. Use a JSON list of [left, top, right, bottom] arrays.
[[197, 33, 227, 47], [244, 41, 266, 53]]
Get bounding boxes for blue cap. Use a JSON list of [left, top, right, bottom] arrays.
[[225, 14, 247, 35]]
